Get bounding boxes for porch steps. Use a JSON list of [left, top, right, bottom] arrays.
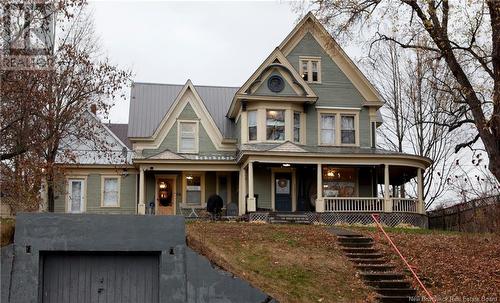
[[334, 233, 418, 303], [268, 213, 310, 224]]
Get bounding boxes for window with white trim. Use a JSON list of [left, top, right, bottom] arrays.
[[179, 121, 197, 153], [293, 111, 301, 143], [184, 173, 203, 205], [300, 57, 321, 83], [102, 177, 120, 207], [248, 110, 257, 141], [320, 114, 336, 145], [266, 110, 285, 141], [341, 115, 356, 144]]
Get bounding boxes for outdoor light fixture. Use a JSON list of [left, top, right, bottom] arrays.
[[159, 182, 166, 189], [186, 176, 193, 180], [282, 163, 290, 167]]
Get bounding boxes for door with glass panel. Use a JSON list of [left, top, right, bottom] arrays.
[[67, 179, 85, 213]]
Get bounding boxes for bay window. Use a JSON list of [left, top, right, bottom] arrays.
[[248, 110, 257, 141], [266, 110, 285, 141], [293, 112, 301, 143]]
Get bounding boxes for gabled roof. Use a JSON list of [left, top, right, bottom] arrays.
[[106, 123, 132, 149], [278, 12, 383, 104], [227, 48, 317, 118], [128, 82, 238, 138]]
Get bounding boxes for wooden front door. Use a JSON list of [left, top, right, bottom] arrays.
[[156, 177, 175, 215], [275, 173, 292, 211]]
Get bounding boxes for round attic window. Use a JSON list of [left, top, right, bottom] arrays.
[[267, 75, 285, 93]]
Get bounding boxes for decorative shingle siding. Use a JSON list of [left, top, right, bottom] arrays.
[[253, 70, 298, 96]]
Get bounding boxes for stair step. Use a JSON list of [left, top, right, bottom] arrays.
[[340, 242, 374, 248], [355, 264, 396, 272], [376, 295, 414, 303], [360, 272, 405, 281], [349, 258, 387, 264], [366, 280, 411, 288], [372, 287, 417, 297], [346, 253, 384, 259], [342, 247, 378, 253], [338, 236, 373, 243]]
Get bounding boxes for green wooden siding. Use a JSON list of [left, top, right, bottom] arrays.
[[253, 70, 298, 96], [287, 32, 372, 147], [142, 102, 219, 157], [254, 167, 272, 209], [54, 173, 137, 214]]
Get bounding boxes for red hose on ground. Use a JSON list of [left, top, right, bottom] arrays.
[[371, 214, 436, 303]]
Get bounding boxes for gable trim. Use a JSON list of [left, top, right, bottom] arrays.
[[227, 48, 317, 118], [279, 12, 383, 103], [132, 80, 236, 152]]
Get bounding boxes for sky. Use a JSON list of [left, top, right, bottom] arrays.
[[89, 1, 307, 123]]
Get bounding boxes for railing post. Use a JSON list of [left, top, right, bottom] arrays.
[[384, 164, 392, 212], [316, 163, 324, 212]]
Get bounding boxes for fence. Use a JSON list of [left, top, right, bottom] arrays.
[[427, 195, 500, 233]]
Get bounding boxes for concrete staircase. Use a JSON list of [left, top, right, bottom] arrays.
[[268, 212, 310, 224], [337, 234, 417, 303]]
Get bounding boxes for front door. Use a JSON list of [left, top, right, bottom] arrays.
[[156, 178, 175, 215], [68, 179, 85, 213], [275, 173, 292, 211]]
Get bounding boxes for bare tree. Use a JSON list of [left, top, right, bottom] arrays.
[[301, 0, 500, 183], [366, 42, 456, 209], [1, 2, 130, 213]]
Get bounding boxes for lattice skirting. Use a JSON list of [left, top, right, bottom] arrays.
[[314, 212, 428, 228], [246, 212, 427, 228]]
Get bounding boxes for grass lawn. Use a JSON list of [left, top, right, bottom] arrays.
[[348, 226, 500, 301], [187, 221, 376, 303]]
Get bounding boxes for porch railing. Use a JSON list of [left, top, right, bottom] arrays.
[[392, 198, 418, 213], [324, 197, 384, 212], [323, 197, 419, 213]]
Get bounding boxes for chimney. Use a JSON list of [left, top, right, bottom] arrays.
[[90, 104, 97, 115]]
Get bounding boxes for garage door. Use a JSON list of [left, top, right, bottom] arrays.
[[41, 252, 159, 303]]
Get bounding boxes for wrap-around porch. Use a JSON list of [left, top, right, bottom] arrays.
[[240, 157, 427, 216]]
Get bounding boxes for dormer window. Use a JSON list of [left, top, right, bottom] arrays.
[[178, 121, 198, 153], [300, 57, 321, 83]]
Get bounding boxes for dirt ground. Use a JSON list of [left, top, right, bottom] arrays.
[[353, 227, 500, 302], [187, 221, 376, 303]]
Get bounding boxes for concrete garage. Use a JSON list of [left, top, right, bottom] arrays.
[[1, 214, 273, 303]]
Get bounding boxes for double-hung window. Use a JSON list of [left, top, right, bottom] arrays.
[[102, 176, 120, 207], [248, 110, 257, 141], [341, 115, 356, 144], [300, 57, 321, 83], [293, 112, 301, 143], [266, 110, 285, 141], [320, 114, 336, 145], [179, 121, 197, 153], [184, 173, 203, 205]]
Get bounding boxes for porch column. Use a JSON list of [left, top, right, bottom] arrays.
[[138, 168, 146, 215], [247, 161, 256, 212], [417, 168, 424, 213], [238, 166, 247, 215], [315, 163, 324, 212], [384, 164, 392, 212]]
